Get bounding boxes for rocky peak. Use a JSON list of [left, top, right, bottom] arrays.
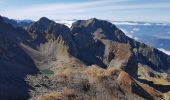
[[38, 17, 51, 22], [71, 18, 128, 43], [70, 18, 131, 68], [27, 17, 66, 43], [71, 18, 170, 78], [23, 17, 79, 67], [36, 17, 53, 28], [27, 17, 54, 33]]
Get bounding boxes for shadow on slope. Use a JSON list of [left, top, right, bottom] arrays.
[[0, 51, 38, 100], [0, 15, 39, 100], [138, 79, 170, 93]]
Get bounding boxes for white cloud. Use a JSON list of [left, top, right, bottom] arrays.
[[120, 28, 133, 38], [113, 22, 152, 26], [156, 23, 169, 26], [143, 23, 152, 26], [1, 1, 170, 21], [0, 0, 126, 20], [112, 22, 139, 25], [55, 20, 75, 28], [120, 29, 129, 34], [154, 35, 170, 39], [132, 28, 140, 31], [130, 31, 134, 34], [158, 48, 170, 56], [119, 28, 140, 41], [134, 37, 139, 41]]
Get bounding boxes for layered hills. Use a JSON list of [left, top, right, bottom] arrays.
[[0, 16, 170, 100]]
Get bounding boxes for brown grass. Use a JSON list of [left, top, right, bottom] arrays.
[[114, 43, 131, 60], [141, 84, 162, 98], [39, 65, 163, 100]]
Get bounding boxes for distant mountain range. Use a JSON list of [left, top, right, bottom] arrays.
[[1, 16, 33, 27], [0, 16, 170, 100]]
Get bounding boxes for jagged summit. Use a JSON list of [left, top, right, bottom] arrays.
[[72, 18, 116, 29], [34, 17, 54, 28], [71, 18, 131, 69], [38, 17, 50, 22], [28, 17, 69, 32], [27, 17, 77, 48], [71, 18, 170, 77], [28, 17, 54, 33], [71, 18, 126, 42], [22, 17, 79, 69], [71, 18, 98, 27]]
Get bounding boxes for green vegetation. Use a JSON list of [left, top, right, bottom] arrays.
[[41, 69, 54, 75]]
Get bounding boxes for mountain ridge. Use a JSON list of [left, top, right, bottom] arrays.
[[0, 16, 170, 100]]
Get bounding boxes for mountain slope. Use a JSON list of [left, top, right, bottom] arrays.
[[71, 18, 170, 78], [38, 66, 163, 100], [0, 16, 170, 100], [24, 17, 80, 70], [0, 16, 38, 100], [34, 18, 170, 99]]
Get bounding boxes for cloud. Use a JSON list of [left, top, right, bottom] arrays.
[[113, 22, 152, 26], [134, 37, 139, 41], [112, 22, 139, 25], [130, 31, 134, 34], [1, 0, 125, 19], [154, 35, 170, 39], [55, 20, 75, 28], [119, 28, 140, 41], [1, 0, 170, 20], [132, 28, 140, 31], [156, 23, 169, 26], [158, 48, 170, 55], [142, 23, 152, 26], [120, 28, 133, 38]]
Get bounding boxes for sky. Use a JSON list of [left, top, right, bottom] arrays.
[[0, 0, 170, 22]]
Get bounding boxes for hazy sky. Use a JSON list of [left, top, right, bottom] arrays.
[[0, 0, 170, 22]]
